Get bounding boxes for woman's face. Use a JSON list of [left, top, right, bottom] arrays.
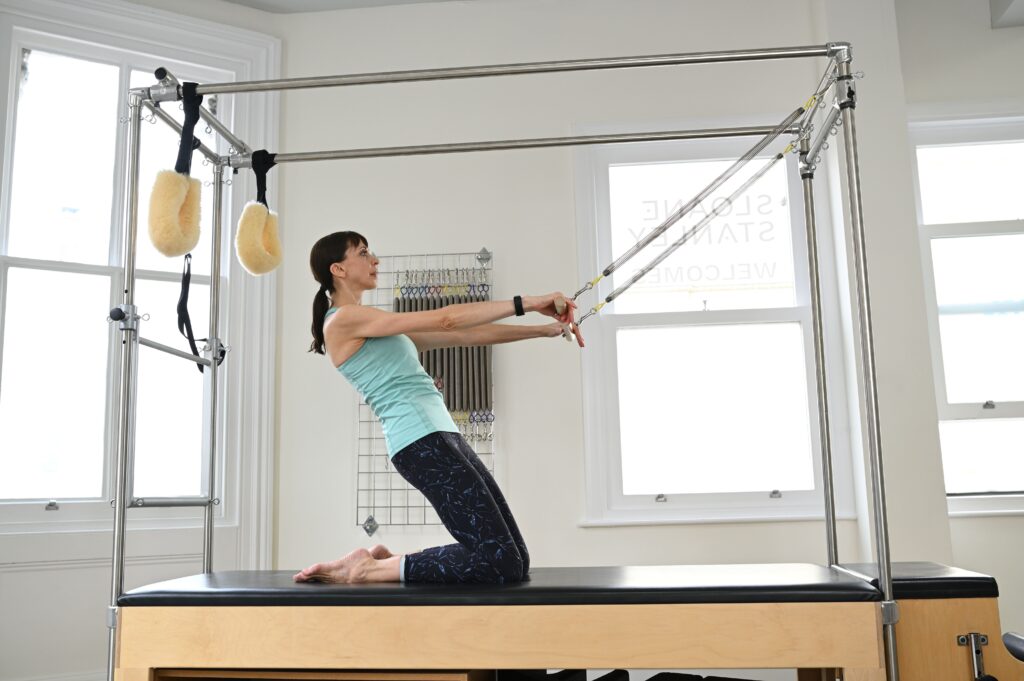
[[336, 241, 379, 288]]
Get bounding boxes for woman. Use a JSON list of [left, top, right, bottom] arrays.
[[295, 231, 579, 585]]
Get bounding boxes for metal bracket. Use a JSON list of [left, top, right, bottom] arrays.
[[826, 42, 852, 63], [880, 600, 900, 625], [227, 153, 253, 169], [109, 304, 139, 332], [106, 606, 118, 630], [204, 337, 229, 366], [958, 632, 991, 681], [148, 83, 180, 103]]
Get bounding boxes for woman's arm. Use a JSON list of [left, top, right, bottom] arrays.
[[331, 293, 574, 340], [408, 323, 563, 351]]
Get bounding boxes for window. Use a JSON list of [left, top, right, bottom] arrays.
[[575, 134, 853, 524], [911, 120, 1024, 513], [0, 10, 275, 535]]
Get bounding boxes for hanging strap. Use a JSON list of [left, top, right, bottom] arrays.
[[174, 83, 210, 373], [251, 149, 277, 207], [177, 254, 205, 374], [174, 82, 203, 176], [176, 254, 226, 374]]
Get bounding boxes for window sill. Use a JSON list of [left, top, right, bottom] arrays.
[[946, 494, 1024, 518], [580, 508, 857, 527]]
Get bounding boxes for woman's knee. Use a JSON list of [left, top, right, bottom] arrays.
[[483, 543, 524, 583]]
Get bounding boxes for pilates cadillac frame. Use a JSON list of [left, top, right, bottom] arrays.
[[109, 41, 900, 681]]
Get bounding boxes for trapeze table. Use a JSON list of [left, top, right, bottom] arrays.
[[115, 563, 885, 681], [113, 561, 1024, 681]]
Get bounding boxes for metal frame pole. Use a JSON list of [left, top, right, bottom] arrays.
[[224, 125, 803, 167], [798, 136, 839, 567], [106, 91, 143, 681], [153, 45, 834, 98], [836, 51, 900, 681], [202, 163, 226, 572]]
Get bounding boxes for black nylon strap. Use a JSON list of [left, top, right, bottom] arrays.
[[177, 254, 204, 374], [174, 82, 203, 175], [251, 150, 277, 207]]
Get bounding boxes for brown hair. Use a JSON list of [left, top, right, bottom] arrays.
[[308, 230, 368, 354]]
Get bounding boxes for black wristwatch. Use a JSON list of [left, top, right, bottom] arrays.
[[513, 295, 525, 316]]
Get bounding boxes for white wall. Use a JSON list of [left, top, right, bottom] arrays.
[[269, 0, 957, 585], [895, 0, 1024, 634], [32, 0, 1016, 674]]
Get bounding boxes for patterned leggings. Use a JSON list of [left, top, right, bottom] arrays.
[[391, 431, 530, 584]]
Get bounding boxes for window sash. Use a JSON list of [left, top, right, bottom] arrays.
[[576, 136, 853, 524], [0, 30, 230, 525], [910, 119, 1024, 511], [917, 220, 1024, 416]]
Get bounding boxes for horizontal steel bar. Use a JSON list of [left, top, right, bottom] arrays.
[[142, 101, 220, 164], [128, 496, 212, 508], [196, 45, 834, 95], [139, 337, 212, 366], [156, 69, 251, 154], [231, 125, 800, 166]]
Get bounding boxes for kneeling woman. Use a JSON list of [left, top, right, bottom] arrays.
[[296, 231, 578, 585]]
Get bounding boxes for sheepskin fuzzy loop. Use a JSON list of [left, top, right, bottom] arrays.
[[235, 200, 282, 275], [148, 170, 201, 257]]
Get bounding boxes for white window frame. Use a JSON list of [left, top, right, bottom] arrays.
[[909, 116, 1024, 518], [574, 130, 855, 526], [0, 0, 279, 565]]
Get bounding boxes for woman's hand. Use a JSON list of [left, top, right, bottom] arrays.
[[527, 292, 576, 324], [541, 321, 586, 347], [541, 322, 567, 338]]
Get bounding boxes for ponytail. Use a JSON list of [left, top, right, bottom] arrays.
[[308, 230, 368, 355], [309, 286, 331, 354]]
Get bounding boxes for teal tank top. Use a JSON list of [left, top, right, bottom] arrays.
[[326, 307, 458, 456]]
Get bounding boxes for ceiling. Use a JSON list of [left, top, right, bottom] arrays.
[[221, 0, 467, 13]]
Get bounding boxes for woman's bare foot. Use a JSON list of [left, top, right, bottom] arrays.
[[293, 547, 401, 584], [369, 544, 394, 559]]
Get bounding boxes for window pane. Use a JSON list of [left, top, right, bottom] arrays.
[[7, 50, 120, 265], [931, 235, 1024, 306], [931, 235, 1024, 403], [938, 313, 1024, 403], [617, 323, 815, 495], [0, 269, 109, 499], [939, 419, 1024, 494], [608, 158, 796, 313], [129, 70, 217, 276], [132, 279, 210, 497], [917, 142, 1024, 224]]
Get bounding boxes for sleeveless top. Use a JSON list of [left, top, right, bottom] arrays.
[[325, 307, 458, 456]]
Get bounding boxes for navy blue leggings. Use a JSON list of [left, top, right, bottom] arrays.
[[391, 431, 530, 584]]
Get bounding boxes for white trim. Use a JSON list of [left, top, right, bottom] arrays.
[[909, 117, 1024, 513], [0, 0, 279, 570], [947, 494, 1024, 517], [0, 552, 201, 573], [574, 130, 855, 526], [5, 669, 106, 681]]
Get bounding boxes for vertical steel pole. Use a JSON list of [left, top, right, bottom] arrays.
[[836, 54, 900, 681], [106, 91, 143, 681], [798, 137, 839, 567], [202, 162, 225, 572]]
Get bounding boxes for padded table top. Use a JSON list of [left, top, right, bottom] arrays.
[[840, 562, 998, 599], [118, 563, 881, 607]]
